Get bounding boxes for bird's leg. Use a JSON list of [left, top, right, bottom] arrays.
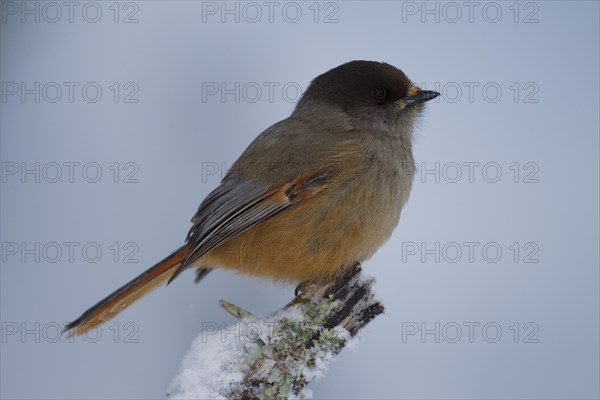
[[294, 280, 311, 297]]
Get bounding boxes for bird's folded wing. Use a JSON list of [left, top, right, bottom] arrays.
[[168, 172, 330, 283]]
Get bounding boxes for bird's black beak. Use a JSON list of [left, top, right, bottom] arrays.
[[403, 90, 440, 106]]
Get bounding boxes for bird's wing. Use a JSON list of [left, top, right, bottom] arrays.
[[167, 171, 330, 283]]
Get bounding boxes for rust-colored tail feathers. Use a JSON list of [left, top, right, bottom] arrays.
[[65, 245, 190, 337]]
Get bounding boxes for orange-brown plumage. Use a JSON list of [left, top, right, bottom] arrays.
[[64, 246, 188, 336]]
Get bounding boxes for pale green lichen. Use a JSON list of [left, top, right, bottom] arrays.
[[241, 298, 347, 399]]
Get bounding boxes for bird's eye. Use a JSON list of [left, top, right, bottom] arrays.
[[372, 88, 387, 100]]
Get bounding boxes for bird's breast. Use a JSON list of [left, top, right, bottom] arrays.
[[203, 135, 414, 282]]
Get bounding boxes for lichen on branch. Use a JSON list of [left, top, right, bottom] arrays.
[[168, 263, 384, 400]]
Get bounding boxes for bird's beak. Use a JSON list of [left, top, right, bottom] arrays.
[[402, 89, 440, 106]]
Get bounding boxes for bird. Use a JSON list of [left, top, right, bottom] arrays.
[[65, 60, 440, 336]]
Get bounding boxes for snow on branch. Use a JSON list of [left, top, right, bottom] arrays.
[[168, 262, 384, 400]]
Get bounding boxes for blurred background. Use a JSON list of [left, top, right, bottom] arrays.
[[1, 1, 598, 399]]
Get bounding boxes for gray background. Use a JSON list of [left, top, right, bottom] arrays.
[[1, 1, 599, 399]]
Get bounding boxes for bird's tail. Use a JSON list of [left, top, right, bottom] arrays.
[[65, 245, 189, 337]]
